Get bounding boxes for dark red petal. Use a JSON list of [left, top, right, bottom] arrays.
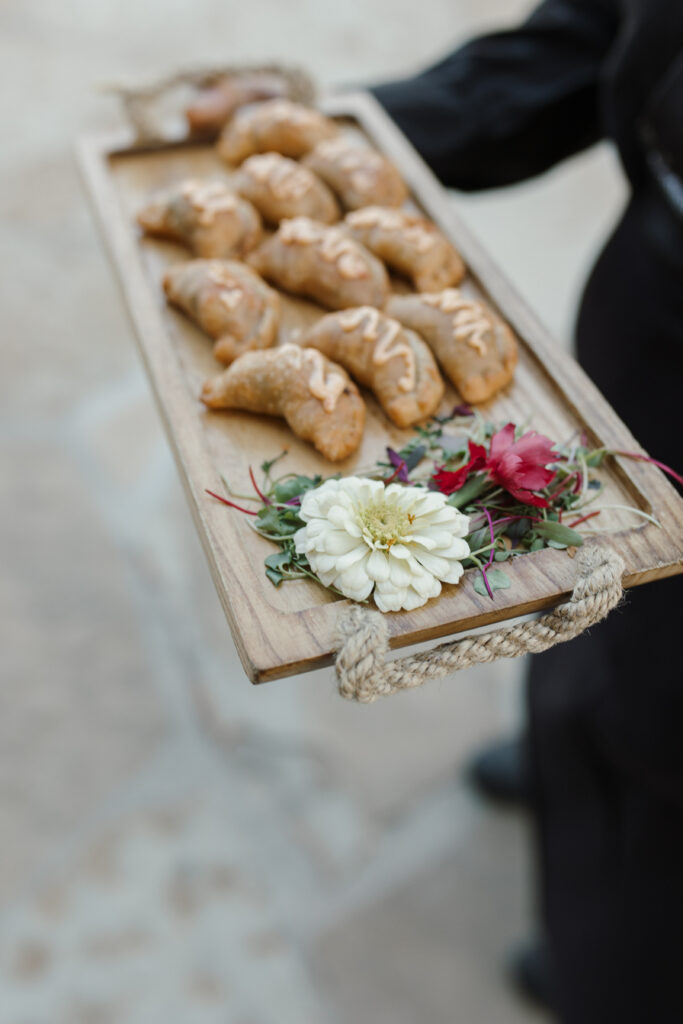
[[488, 423, 516, 463], [432, 465, 472, 494]]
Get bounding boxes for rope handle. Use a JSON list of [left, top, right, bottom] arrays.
[[103, 63, 316, 144], [334, 543, 625, 702]]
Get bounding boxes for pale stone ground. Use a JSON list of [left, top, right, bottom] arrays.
[[1, 1, 626, 1021]]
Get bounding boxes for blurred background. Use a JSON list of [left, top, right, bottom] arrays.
[[1, 1, 627, 1021]]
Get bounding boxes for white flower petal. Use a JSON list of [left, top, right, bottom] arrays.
[[409, 566, 442, 596], [374, 584, 407, 612], [340, 557, 372, 593], [410, 534, 438, 550], [402, 584, 437, 610], [327, 504, 351, 527], [335, 544, 370, 572], [440, 537, 471, 561], [323, 529, 362, 555], [413, 550, 450, 578], [441, 562, 465, 585], [308, 552, 337, 573], [367, 548, 391, 582], [389, 557, 412, 588]]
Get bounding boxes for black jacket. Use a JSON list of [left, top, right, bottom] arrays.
[[371, 0, 683, 194]]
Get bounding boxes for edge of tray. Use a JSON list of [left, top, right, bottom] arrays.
[[76, 91, 683, 683]]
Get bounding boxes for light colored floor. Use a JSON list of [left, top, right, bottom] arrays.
[[1, 1, 626, 1021]]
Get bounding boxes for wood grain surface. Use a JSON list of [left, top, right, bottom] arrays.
[[77, 91, 683, 683]]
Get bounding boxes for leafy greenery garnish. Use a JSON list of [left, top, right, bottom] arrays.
[[207, 406, 674, 605]]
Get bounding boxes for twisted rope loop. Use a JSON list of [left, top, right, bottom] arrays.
[[334, 544, 625, 703], [105, 63, 315, 144]]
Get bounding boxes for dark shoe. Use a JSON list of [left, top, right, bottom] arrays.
[[508, 942, 555, 1010], [466, 735, 531, 806]]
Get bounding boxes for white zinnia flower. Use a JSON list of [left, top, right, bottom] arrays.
[[294, 476, 470, 612]]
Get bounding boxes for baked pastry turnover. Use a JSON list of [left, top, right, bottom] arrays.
[[302, 307, 444, 428], [385, 290, 518, 404], [163, 259, 280, 365], [234, 152, 340, 224], [186, 72, 291, 137], [248, 217, 389, 310], [346, 206, 465, 291], [137, 179, 262, 259], [217, 99, 338, 165], [201, 344, 365, 462], [304, 137, 408, 209]]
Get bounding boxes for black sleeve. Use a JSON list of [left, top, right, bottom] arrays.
[[370, 0, 618, 190]]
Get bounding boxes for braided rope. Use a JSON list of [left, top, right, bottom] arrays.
[[334, 544, 625, 702], [104, 63, 316, 143]]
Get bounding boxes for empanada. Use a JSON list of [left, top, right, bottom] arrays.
[[234, 152, 340, 225], [137, 179, 262, 259], [186, 72, 290, 137], [163, 259, 280, 365], [346, 206, 465, 291], [385, 290, 518, 404], [301, 306, 444, 428], [217, 99, 338, 165], [248, 217, 389, 310], [201, 344, 365, 462], [303, 137, 408, 210]]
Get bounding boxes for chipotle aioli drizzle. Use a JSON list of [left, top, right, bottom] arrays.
[[279, 344, 346, 413], [423, 289, 491, 355], [338, 307, 416, 392]]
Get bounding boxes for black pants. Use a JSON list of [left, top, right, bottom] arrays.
[[528, 187, 683, 1024]]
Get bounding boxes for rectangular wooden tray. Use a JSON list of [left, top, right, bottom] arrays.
[[78, 91, 683, 683]]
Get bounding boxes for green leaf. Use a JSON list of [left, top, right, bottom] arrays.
[[467, 527, 491, 552], [534, 520, 584, 547], [272, 475, 320, 503], [265, 568, 284, 587], [256, 506, 302, 536], [447, 474, 491, 509], [494, 549, 510, 561], [473, 568, 511, 596], [260, 450, 288, 475], [506, 517, 532, 539], [400, 443, 427, 471], [264, 551, 292, 572], [529, 537, 546, 552]]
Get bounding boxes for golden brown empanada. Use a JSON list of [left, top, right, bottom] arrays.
[[186, 72, 290, 137], [248, 217, 389, 310], [137, 179, 262, 259], [303, 137, 408, 210], [217, 99, 338, 165], [163, 259, 280, 365], [201, 344, 365, 462], [385, 289, 518, 404], [346, 206, 465, 291], [233, 152, 340, 225], [301, 307, 444, 428]]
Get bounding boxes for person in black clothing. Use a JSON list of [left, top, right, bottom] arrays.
[[370, 3, 683, 1022]]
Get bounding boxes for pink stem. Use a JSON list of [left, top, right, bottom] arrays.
[[248, 466, 271, 504], [205, 489, 258, 515], [475, 504, 496, 600], [611, 450, 683, 487], [384, 460, 407, 484], [569, 509, 601, 528]]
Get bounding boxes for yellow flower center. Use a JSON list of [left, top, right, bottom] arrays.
[[356, 497, 412, 548]]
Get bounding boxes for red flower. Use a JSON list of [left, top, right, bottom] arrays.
[[486, 424, 557, 507], [432, 424, 558, 506], [432, 441, 486, 494]]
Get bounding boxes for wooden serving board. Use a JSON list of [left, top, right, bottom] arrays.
[[78, 91, 683, 683]]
